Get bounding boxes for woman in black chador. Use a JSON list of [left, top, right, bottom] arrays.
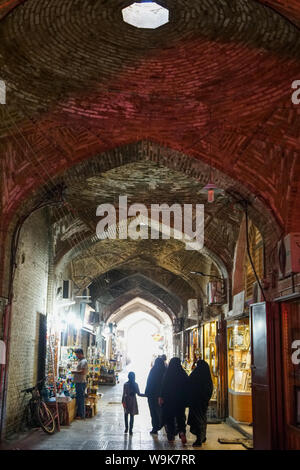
[[187, 359, 213, 447], [159, 357, 189, 443], [145, 357, 166, 435]]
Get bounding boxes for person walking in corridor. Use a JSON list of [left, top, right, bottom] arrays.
[[160, 354, 168, 368], [187, 359, 213, 447], [145, 357, 166, 435], [159, 357, 189, 444], [71, 348, 88, 419], [122, 372, 145, 435]]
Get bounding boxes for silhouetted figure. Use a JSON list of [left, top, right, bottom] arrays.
[[122, 372, 144, 435], [160, 354, 167, 367], [159, 357, 189, 444], [145, 357, 166, 434], [187, 359, 213, 447]]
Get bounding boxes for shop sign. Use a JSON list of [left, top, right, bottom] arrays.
[[0, 340, 6, 364], [187, 299, 198, 320], [0, 80, 5, 104], [277, 232, 300, 278], [152, 334, 163, 342], [232, 291, 245, 317], [83, 305, 94, 331]]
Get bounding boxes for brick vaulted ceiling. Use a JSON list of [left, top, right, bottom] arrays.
[[88, 270, 188, 319], [0, 0, 300, 303], [0, 0, 300, 232], [0, 0, 299, 234], [1, 1, 300, 26], [49, 143, 274, 313], [52, 153, 229, 312], [52, 153, 243, 269]]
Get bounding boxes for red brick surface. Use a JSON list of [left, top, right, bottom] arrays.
[[0, 0, 299, 294]]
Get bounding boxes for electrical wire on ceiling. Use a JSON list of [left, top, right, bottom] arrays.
[[235, 198, 267, 303]]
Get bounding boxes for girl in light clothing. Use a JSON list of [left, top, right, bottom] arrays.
[[122, 372, 145, 435]]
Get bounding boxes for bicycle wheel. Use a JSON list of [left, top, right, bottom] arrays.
[[35, 402, 55, 434]]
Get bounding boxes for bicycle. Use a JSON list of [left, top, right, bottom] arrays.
[[21, 378, 56, 434]]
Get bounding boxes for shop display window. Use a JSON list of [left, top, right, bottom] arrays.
[[203, 321, 218, 401], [190, 328, 199, 362], [227, 317, 252, 424], [183, 328, 201, 374], [227, 318, 251, 394]]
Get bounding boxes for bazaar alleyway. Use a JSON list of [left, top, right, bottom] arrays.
[[0, 371, 246, 451], [1, 0, 300, 452]]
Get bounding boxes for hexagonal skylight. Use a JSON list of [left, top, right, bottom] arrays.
[[122, 2, 169, 29]]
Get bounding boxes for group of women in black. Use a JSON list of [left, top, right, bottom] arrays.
[[122, 357, 213, 447]]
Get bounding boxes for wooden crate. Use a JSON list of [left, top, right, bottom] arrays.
[[85, 402, 95, 418], [46, 399, 76, 426]]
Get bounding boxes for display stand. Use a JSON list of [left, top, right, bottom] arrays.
[[203, 321, 218, 401], [47, 399, 76, 425], [99, 371, 116, 385], [227, 318, 252, 424], [86, 360, 101, 415], [48, 333, 61, 432], [99, 359, 117, 385]]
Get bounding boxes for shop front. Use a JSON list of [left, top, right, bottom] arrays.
[[183, 325, 202, 374], [225, 221, 263, 434], [179, 317, 225, 421], [202, 320, 220, 420], [45, 302, 104, 423], [227, 315, 252, 425], [203, 321, 218, 400], [97, 322, 118, 385]]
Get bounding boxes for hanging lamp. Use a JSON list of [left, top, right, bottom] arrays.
[[201, 165, 223, 203], [202, 182, 218, 203], [201, 136, 224, 203]]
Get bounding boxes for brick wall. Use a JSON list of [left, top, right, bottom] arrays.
[[4, 209, 49, 436]]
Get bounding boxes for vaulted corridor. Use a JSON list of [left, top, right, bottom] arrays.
[[0, 0, 300, 454]]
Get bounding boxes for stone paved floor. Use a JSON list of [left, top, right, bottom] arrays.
[[1, 372, 247, 451]]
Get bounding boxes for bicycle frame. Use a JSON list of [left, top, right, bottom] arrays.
[[21, 379, 55, 433]]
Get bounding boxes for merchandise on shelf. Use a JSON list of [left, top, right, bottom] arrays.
[[98, 358, 117, 385], [183, 356, 193, 375], [227, 317, 252, 424], [203, 321, 218, 401], [227, 320, 251, 393]]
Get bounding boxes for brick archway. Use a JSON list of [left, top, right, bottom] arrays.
[[0, 141, 282, 298]]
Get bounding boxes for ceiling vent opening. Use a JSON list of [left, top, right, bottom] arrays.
[[122, 2, 169, 29]]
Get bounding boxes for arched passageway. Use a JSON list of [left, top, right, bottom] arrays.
[[0, 0, 299, 452], [108, 300, 173, 389]]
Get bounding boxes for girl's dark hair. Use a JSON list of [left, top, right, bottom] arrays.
[[128, 371, 135, 382], [128, 371, 136, 395]]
